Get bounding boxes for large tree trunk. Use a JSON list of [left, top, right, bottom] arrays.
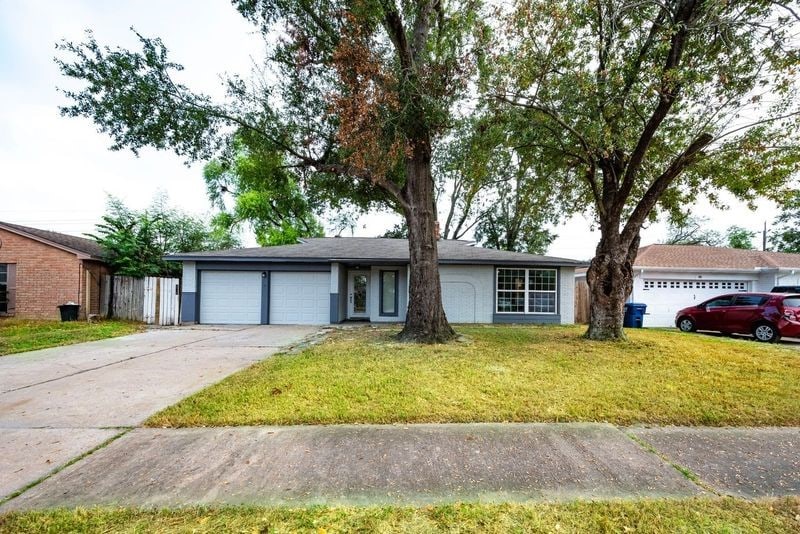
[[397, 140, 456, 343], [585, 232, 640, 340]]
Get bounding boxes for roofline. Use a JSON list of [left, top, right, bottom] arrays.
[[0, 222, 101, 260], [633, 266, 798, 272], [575, 266, 799, 277], [165, 255, 588, 267]]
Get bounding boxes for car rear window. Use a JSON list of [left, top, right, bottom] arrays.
[[734, 295, 769, 306], [772, 286, 800, 292], [783, 297, 800, 308]]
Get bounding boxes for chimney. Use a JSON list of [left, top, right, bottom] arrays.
[[435, 222, 441, 241]]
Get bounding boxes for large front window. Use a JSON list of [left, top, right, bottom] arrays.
[[496, 268, 557, 314]]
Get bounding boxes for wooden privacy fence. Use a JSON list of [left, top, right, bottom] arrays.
[[574, 279, 590, 324], [100, 275, 180, 325]]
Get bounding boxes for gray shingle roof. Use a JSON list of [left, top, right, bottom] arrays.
[[0, 221, 105, 259], [166, 237, 585, 266]]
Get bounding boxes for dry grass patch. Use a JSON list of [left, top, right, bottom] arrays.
[[147, 325, 800, 427]]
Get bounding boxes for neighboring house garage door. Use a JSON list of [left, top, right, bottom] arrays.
[[270, 272, 330, 325], [442, 281, 477, 323], [640, 279, 748, 327], [200, 271, 262, 324]]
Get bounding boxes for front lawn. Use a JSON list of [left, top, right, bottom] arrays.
[[0, 319, 142, 356], [147, 325, 800, 427], [1, 498, 798, 533]]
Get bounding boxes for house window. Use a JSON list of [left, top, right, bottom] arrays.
[[379, 270, 398, 316], [0, 264, 7, 314], [496, 268, 557, 314]]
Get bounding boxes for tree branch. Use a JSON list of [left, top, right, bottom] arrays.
[[621, 132, 714, 244]]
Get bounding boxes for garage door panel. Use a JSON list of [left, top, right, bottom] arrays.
[[270, 272, 330, 325], [641, 279, 749, 327], [200, 271, 262, 324], [442, 281, 477, 323]]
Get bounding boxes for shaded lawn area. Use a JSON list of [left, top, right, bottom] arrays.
[[147, 325, 800, 428], [1, 498, 799, 533], [0, 319, 142, 356]]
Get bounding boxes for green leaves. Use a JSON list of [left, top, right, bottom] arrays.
[[489, 0, 800, 235], [771, 190, 800, 253], [88, 194, 239, 278], [56, 30, 221, 161], [203, 132, 324, 246]]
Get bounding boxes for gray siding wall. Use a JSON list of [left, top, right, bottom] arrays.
[[559, 266, 576, 324], [337, 264, 347, 322], [439, 265, 494, 323], [180, 261, 196, 323]]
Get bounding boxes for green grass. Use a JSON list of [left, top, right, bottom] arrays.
[[1, 498, 798, 533], [0, 319, 142, 356], [147, 325, 800, 428]]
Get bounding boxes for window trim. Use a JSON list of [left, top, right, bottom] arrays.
[[495, 267, 558, 315], [379, 269, 399, 317]]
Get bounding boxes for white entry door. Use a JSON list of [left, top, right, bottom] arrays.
[[347, 271, 370, 319]]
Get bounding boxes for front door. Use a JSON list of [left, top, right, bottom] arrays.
[[347, 271, 370, 319]]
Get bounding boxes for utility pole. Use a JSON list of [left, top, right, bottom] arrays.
[[762, 221, 767, 251]]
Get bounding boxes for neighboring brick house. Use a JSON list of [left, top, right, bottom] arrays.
[[0, 221, 109, 320]]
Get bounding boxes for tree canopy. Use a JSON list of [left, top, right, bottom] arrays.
[[725, 225, 757, 250], [89, 195, 239, 278], [771, 190, 800, 252], [203, 133, 324, 246], [57, 0, 490, 341], [490, 0, 800, 338]]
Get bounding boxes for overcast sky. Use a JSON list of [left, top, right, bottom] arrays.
[[0, 0, 783, 260]]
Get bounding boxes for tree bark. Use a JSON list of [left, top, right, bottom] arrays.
[[397, 140, 456, 343], [585, 231, 640, 340]]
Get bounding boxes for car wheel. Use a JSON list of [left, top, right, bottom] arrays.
[[753, 323, 780, 343], [678, 317, 696, 333]]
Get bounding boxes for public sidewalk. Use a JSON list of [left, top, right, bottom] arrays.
[[2, 423, 798, 511]]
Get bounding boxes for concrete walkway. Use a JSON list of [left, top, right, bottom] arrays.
[[2, 423, 798, 511], [0, 325, 319, 501]]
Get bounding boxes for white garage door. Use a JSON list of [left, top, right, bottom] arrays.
[[200, 271, 262, 324], [640, 279, 749, 327], [270, 272, 330, 325], [442, 281, 477, 323]]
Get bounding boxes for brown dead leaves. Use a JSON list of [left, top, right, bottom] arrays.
[[330, 15, 405, 182]]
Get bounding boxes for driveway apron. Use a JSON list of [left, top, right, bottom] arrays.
[[0, 325, 319, 501]]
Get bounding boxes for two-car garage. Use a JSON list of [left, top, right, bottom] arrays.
[[198, 271, 330, 325]]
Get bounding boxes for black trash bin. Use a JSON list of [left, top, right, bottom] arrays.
[[57, 303, 81, 322], [623, 303, 647, 328]]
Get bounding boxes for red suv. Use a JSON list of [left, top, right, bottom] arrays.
[[675, 293, 800, 342]]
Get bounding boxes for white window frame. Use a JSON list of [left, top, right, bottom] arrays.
[[495, 267, 558, 315]]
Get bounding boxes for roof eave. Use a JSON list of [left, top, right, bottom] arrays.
[[0, 222, 102, 260], [165, 255, 587, 267]]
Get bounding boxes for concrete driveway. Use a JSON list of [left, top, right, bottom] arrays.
[[0, 325, 319, 500]]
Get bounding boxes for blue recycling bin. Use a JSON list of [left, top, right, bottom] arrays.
[[623, 303, 647, 328]]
